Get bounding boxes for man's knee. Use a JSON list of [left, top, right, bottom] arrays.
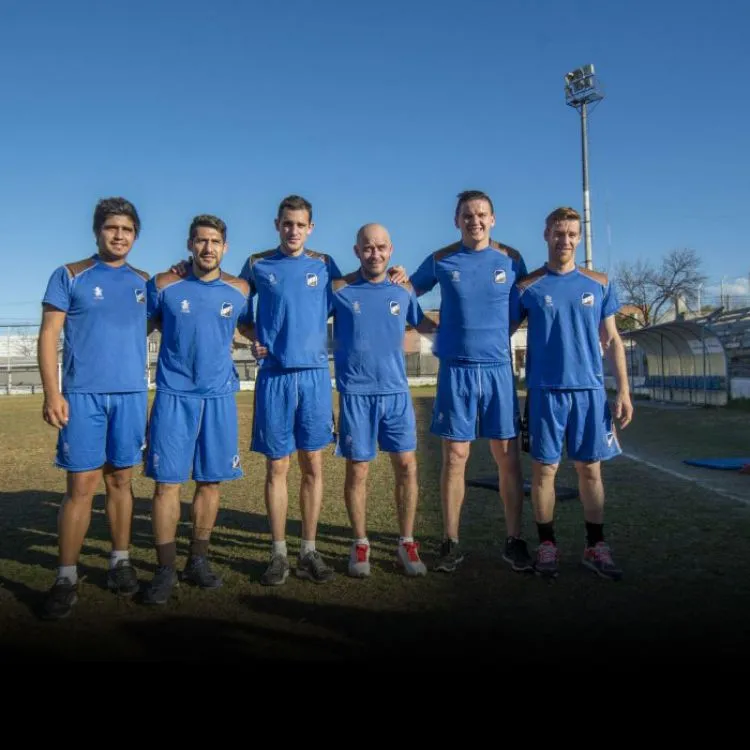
[[267, 456, 291, 480], [103, 466, 132, 492], [443, 440, 470, 468], [574, 461, 601, 482], [391, 452, 417, 480]]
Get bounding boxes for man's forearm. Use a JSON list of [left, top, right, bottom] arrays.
[[38, 329, 61, 397], [606, 337, 630, 394]]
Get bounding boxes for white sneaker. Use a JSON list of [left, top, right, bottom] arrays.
[[348, 542, 371, 578], [397, 541, 427, 576]]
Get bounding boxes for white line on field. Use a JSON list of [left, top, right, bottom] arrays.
[[621, 451, 750, 505]]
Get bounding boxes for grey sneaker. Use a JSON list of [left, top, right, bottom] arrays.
[[296, 550, 335, 583], [582, 542, 622, 581], [396, 541, 427, 576], [143, 566, 178, 605], [182, 556, 223, 589], [502, 536, 534, 573], [534, 541, 560, 578], [106, 560, 139, 596], [348, 543, 371, 578], [260, 554, 290, 586], [434, 539, 463, 573], [42, 577, 78, 620]]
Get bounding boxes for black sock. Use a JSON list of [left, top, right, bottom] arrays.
[[537, 522, 555, 544], [190, 538, 209, 559], [586, 522, 604, 548], [156, 541, 177, 568]]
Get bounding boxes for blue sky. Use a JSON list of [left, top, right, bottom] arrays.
[[1, 0, 748, 324]]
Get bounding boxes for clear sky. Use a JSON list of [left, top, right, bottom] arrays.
[[1, 0, 748, 324]]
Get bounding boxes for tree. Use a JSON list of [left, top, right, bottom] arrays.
[[615, 248, 707, 326]]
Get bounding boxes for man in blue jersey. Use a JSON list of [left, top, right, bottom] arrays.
[[390, 190, 531, 574], [141, 215, 251, 605], [331, 223, 436, 578], [239, 195, 341, 586], [509, 206, 633, 580], [38, 197, 148, 619]]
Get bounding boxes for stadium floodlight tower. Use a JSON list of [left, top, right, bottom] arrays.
[[564, 64, 604, 270]]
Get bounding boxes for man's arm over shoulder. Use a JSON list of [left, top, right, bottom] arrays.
[[153, 270, 183, 291]]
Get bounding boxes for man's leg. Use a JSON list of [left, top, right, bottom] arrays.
[[569, 389, 623, 580], [43, 393, 107, 620], [142, 391, 197, 604], [294, 368, 335, 583], [344, 459, 371, 577], [527, 388, 567, 578], [143, 482, 182, 604], [102, 464, 138, 595], [261, 456, 292, 585], [491, 439, 532, 572], [183, 393, 243, 588], [391, 450, 426, 576], [435, 438, 470, 572]]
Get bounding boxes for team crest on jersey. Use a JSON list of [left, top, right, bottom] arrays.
[[306, 273, 318, 287], [180, 299, 190, 313], [135, 289, 145, 304], [93, 286, 103, 299], [493, 269, 506, 284], [544, 295, 553, 307], [581, 292, 595, 307], [220, 302, 233, 318], [389, 300, 400, 316], [268, 273, 277, 285], [352, 301, 361, 314], [451, 270, 460, 282]]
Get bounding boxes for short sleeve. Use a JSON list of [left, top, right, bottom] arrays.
[[601, 281, 620, 320], [328, 256, 343, 281], [42, 267, 72, 312], [146, 278, 161, 322], [406, 287, 423, 327], [237, 289, 254, 327], [516, 253, 528, 280], [509, 284, 525, 326], [238, 256, 256, 295], [409, 254, 438, 296]]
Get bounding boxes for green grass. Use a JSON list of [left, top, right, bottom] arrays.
[[1, 392, 749, 665]]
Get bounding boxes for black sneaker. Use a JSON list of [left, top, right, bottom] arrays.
[[142, 566, 178, 605], [181, 556, 223, 589], [296, 550, 335, 583], [502, 536, 534, 572], [261, 554, 290, 586], [42, 577, 78, 620], [106, 560, 139, 596], [434, 539, 464, 573]]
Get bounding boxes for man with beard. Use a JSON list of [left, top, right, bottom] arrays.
[[142, 215, 251, 605]]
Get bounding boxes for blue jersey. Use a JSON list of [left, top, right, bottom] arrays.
[[331, 271, 423, 395], [239, 247, 342, 370], [42, 255, 149, 394], [410, 240, 527, 365], [509, 265, 620, 389], [147, 270, 252, 398]]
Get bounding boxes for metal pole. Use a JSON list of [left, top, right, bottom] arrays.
[[581, 100, 593, 270]]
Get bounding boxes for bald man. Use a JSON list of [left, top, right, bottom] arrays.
[[329, 224, 436, 577]]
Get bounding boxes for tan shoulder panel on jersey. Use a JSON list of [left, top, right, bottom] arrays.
[[489, 239, 522, 263], [578, 267, 609, 286], [332, 270, 360, 292], [64, 257, 96, 277], [433, 242, 462, 262], [154, 271, 183, 290], [304, 249, 329, 263], [220, 272, 250, 296], [126, 264, 150, 281], [249, 249, 277, 265], [516, 266, 547, 291]]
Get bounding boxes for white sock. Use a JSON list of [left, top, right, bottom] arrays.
[[58, 565, 77, 584], [110, 550, 130, 569], [399, 537, 414, 545], [272, 540, 287, 558], [300, 540, 315, 557], [354, 537, 369, 547]]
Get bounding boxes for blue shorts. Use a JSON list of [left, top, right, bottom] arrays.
[[251, 367, 334, 459], [56, 392, 147, 472], [145, 391, 242, 483], [335, 392, 417, 461], [528, 388, 622, 464], [431, 362, 519, 442]]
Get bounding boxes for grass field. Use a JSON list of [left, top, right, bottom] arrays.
[[1, 391, 749, 666]]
